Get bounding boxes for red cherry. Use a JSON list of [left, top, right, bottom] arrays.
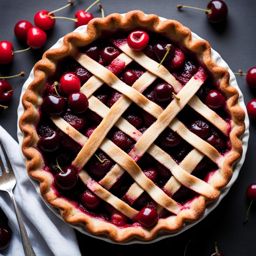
[[68, 92, 89, 113], [135, 206, 158, 228], [247, 99, 256, 120], [75, 10, 94, 27], [247, 184, 256, 200], [0, 226, 12, 250], [127, 30, 149, 51], [80, 189, 101, 210], [246, 66, 256, 89], [170, 48, 186, 69], [59, 73, 81, 96], [34, 10, 55, 31], [27, 27, 47, 49], [205, 89, 225, 109], [55, 166, 78, 190], [0, 80, 13, 103], [0, 41, 14, 65], [14, 20, 33, 43], [111, 213, 127, 226]]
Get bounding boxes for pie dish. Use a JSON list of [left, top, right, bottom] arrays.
[[19, 11, 245, 242]]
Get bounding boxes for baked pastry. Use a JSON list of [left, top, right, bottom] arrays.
[[20, 11, 245, 242]]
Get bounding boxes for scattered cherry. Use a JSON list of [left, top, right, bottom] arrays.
[[246, 66, 256, 89], [246, 99, 256, 120], [27, 27, 47, 49], [59, 73, 81, 96], [68, 92, 89, 113], [14, 20, 33, 43], [205, 89, 225, 109], [127, 30, 149, 51], [75, 0, 100, 27], [34, 10, 56, 31], [0, 41, 14, 65], [177, 0, 228, 24], [244, 184, 256, 224], [135, 206, 158, 228], [80, 189, 101, 210], [41, 95, 66, 115], [55, 165, 78, 190]]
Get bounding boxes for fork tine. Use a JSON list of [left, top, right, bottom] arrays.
[[0, 140, 13, 174]]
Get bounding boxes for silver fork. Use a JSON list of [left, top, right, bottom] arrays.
[[0, 141, 36, 256]]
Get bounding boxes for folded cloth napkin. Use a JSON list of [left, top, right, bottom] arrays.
[[0, 126, 81, 256]]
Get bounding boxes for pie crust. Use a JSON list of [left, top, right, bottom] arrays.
[[19, 11, 245, 242]]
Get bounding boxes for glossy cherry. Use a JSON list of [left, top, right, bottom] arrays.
[[75, 10, 94, 27], [80, 189, 101, 210], [85, 45, 99, 61], [74, 66, 91, 84], [247, 184, 256, 200], [122, 70, 139, 85], [0, 41, 13, 65], [205, 89, 225, 109], [126, 114, 143, 128], [135, 206, 158, 228], [68, 92, 89, 113], [246, 66, 256, 89], [0, 227, 12, 251], [207, 131, 225, 151], [153, 42, 172, 61], [127, 30, 149, 51], [190, 120, 210, 139], [177, 0, 228, 24], [55, 165, 78, 190], [101, 46, 120, 64], [38, 128, 60, 152], [34, 10, 55, 31], [42, 95, 66, 115], [247, 99, 256, 120], [159, 129, 182, 148], [14, 20, 33, 43], [27, 27, 47, 49], [0, 80, 13, 103], [154, 83, 174, 103], [59, 73, 81, 96]]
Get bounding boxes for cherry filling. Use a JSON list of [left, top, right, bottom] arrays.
[[37, 32, 232, 228]]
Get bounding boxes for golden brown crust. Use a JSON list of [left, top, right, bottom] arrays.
[[19, 10, 245, 242]]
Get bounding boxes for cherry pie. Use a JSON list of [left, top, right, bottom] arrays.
[[20, 11, 245, 242]]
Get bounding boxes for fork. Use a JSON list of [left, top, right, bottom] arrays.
[[0, 141, 36, 256]]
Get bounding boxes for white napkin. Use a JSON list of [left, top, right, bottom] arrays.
[[0, 126, 81, 256]]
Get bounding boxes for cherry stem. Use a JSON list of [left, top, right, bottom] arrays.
[[53, 81, 61, 96], [13, 47, 31, 54], [0, 104, 8, 110], [85, 0, 100, 12], [98, 3, 105, 18], [0, 71, 25, 80], [234, 69, 247, 76], [49, 0, 75, 15], [172, 92, 180, 101], [210, 241, 221, 256], [55, 158, 63, 173], [177, 4, 211, 14], [244, 199, 254, 224], [51, 16, 77, 22], [158, 44, 172, 68], [94, 153, 107, 163], [183, 239, 191, 256]]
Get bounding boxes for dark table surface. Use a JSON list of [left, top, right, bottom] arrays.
[[1, 0, 256, 255]]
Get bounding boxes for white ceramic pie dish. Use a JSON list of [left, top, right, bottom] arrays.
[[17, 16, 249, 245]]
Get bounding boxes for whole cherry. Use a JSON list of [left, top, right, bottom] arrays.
[[75, 0, 100, 27], [41, 95, 66, 115], [55, 165, 78, 190], [246, 66, 256, 89], [14, 20, 33, 43], [68, 92, 89, 113], [34, 1, 74, 31], [205, 89, 225, 109], [135, 206, 158, 228], [59, 72, 81, 96], [0, 41, 14, 65], [80, 189, 101, 210], [177, 0, 228, 24], [127, 30, 149, 51], [27, 27, 47, 49], [246, 99, 256, 120], [244, 184, 256, 224]]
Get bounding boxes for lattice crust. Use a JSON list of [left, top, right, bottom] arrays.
[[20, 11, 245, 242]]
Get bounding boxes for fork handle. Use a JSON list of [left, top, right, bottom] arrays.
[[8, 191, 36, 256]]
